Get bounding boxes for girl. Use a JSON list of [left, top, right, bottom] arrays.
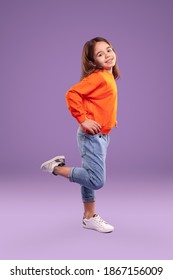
[[41, 37, 120, 233]]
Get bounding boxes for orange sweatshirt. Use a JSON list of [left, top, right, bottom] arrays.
[[65, 70, 118, 134]]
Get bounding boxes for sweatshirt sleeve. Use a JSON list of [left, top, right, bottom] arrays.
[[65, 72, 102, 123]]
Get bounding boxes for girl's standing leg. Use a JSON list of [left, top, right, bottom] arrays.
[[83, 201, 95, 219], [76, 127, 109, 219]]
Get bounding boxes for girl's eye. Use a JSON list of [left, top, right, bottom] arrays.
[[107, 48, 113, 52], [96, 52, 103, 57]]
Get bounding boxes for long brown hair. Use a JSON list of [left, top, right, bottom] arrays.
[[81, 37, 120, 80]]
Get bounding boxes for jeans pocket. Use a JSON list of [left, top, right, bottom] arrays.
[[86, 134, 108, 156], [95, 135, 107, 155], [77, 127, 109, 157]]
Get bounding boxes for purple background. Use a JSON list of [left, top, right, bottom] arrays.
[[0, 0, 173, 259]]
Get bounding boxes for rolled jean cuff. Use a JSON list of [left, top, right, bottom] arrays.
[[69, 167, 75, 182], [83, 198, 95, 202]]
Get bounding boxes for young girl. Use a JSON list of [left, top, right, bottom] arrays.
[[41, 37, 120, 233]]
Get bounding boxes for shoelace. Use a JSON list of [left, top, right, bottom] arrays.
[[94, 215, 107, 224]]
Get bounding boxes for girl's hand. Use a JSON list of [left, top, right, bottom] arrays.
[[80, 119, 101, 134]]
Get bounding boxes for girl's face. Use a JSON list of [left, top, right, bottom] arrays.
[[93, 41, 116, 73]]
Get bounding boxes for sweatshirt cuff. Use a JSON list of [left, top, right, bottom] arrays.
[[76, 115, 86, 124]]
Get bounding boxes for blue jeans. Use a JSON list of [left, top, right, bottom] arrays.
[[69, 127, 110, 202]]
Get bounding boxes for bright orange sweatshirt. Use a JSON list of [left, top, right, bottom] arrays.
[[65, 70, 118, 134]]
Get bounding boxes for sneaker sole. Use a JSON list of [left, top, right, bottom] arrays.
[[82, 224, 114, 233], [40, 155, 65, 169]]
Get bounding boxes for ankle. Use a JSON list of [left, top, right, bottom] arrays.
[[53, 166, 72, 178], [84, 213, 95, 219], [53, 166, 61, 175]]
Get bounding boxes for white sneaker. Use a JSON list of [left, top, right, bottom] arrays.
[[83, 214, 114, 233], [40, 156, 65, 174]]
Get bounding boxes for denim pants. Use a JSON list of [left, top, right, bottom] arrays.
[[69, 127, 110, 202]]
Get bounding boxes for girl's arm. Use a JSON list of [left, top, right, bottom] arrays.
[[65, 73, 102, 133]]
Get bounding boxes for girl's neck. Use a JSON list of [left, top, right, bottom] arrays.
[[103, 69, 113, 74], [103, 68, 113, 74]]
